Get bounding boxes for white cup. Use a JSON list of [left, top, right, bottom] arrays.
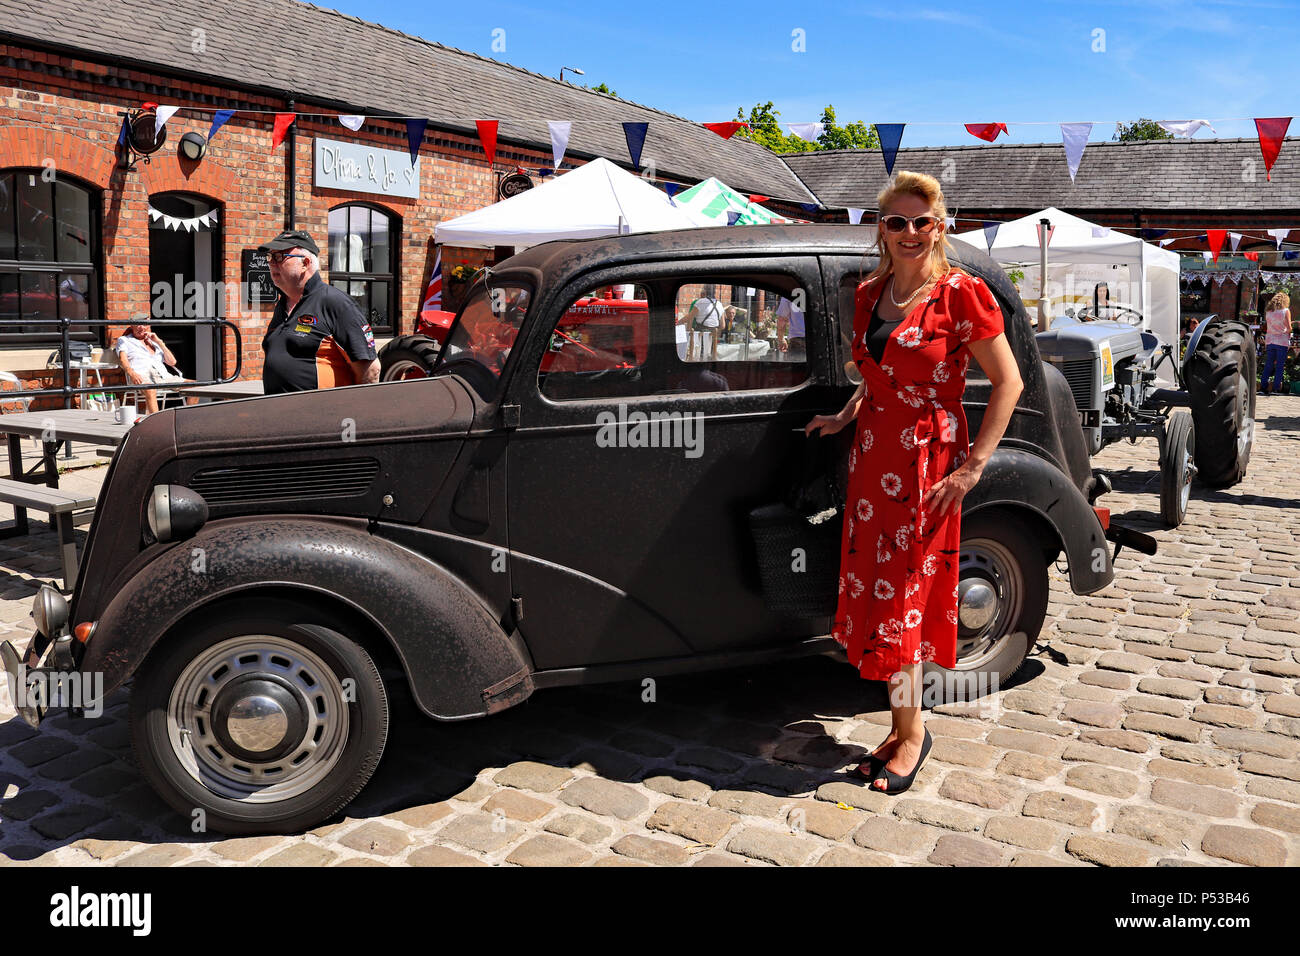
[[114, 404, 139, 426]]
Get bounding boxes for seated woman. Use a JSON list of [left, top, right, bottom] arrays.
[[114, 314, 198, 414]]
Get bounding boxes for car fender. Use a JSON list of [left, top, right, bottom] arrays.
[[79, 516, 532, 720], [963, 448, 1113, 595]]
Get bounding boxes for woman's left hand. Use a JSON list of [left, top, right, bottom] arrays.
[[923, 463, 982, 518]]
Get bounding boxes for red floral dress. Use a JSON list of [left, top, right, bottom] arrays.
[[832, 269, 1005, 679]]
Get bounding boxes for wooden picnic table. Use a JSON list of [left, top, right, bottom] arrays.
[[0, 409, 132, 535], [172, 380, 264, 401]]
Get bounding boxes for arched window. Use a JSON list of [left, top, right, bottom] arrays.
[[0, 169, 100, 346], [327, 203, 397, 335]]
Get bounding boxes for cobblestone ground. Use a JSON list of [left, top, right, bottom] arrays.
[[1, 400, 1298, 867]]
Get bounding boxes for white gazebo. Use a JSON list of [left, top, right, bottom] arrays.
[[951, 207, 1181, 380], [434, 157, 719, 250]]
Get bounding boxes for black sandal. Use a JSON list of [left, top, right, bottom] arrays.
[[848, 742, 895, 781], [873, 728, 932, 795]]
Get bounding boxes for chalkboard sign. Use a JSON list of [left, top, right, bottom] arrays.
[[242, 249, 278, 307]]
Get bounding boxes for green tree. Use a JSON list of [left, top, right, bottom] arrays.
[[732, 102, 879, 152], [585, 82, 618, 98], [1113, 118, 1172, 142]]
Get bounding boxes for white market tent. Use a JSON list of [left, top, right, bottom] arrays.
[[951, 207, 1180, 382], [434, 157, 719, 250]]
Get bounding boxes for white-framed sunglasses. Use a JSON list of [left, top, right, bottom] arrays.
[[881, 214, 942, 235]]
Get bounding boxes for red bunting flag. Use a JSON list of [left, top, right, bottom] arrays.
[[1243, 252, 1259, 262], [1255, 117, 1291, 181], [965, 123, 1008, 142], [476, 120, 499, 167], [704, 122, 747, 139], [270, 113, 295, 150], [1206, 229, 1227, 262], [748, 195, 769, 204]]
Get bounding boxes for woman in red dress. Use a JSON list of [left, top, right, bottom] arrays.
[[806, 171, 1024, 794]]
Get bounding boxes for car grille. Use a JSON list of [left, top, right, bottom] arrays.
[[188, 459, 381, 504], [1056, 359, 1095, 412]]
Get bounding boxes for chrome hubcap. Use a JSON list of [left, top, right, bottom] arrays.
[[167, 636, 349, 803], [955, 539, 1023, 669]]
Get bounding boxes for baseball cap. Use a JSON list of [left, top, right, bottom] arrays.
[[257, 229, 319, 255]]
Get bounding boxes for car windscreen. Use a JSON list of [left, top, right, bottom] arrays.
[[433, 279, 532, 396]]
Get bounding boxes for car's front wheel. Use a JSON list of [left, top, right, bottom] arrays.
[[129, 598, 389, 835]]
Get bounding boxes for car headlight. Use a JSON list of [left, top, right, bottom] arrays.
[[147, 485, 209, 542], [32, 585, 69, 638]]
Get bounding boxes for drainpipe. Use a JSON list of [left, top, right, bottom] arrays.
[[285, 96, 296, 229]]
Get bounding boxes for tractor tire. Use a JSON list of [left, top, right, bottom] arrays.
[[379, 335, 441, 381], [1184, 320, 1256, 488], [1159, 409, 1195, 527]]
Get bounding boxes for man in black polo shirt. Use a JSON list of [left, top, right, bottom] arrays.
[[258, 229, 379, 394]]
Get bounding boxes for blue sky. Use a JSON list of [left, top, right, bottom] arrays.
[[327, 0, 1294, 147]]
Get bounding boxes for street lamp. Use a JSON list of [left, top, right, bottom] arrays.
[[559, 66, 585, 83]]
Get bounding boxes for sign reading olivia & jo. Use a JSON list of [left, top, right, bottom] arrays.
[[314, 138, 421, 199]]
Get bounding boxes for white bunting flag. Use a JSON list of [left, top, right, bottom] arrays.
[[945, 216, 955, 230], [1268, 228, 1290, 249], [1091, 227, 1111, 238], [1159, 238, 1176, 247], [338, 115, 365, 131], [548, 121, 572, 170], [1213, 273, 1227, 285], [1201, 251, 1213, 261], [154, 105, 181, 139], [788, 123, 825, 142], [1228, 232, 1242, 253], [1157, 119, 1216, 138], [1060, 123, 1092, 182], [848, 208, 865, 225]]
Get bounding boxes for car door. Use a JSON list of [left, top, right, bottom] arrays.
[[503, 255, 847, 671]]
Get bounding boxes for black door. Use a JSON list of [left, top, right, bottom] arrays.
[[503, 256, 846, 671]]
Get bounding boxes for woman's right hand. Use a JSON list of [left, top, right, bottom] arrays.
[[805, 412, 850, 437]]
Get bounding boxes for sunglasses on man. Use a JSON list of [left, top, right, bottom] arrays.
[[268, 251, 307, 264], [881, 214, 942, 235]]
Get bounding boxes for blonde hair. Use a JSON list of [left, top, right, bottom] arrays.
[[865, 170, 957, 285], [1269, 291, 1290, 311]]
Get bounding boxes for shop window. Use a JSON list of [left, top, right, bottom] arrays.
[[0, 170, 99, 346], [328, 204, 396, 335]]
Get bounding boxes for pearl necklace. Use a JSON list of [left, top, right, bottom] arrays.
[[889, 273, 932, 309]]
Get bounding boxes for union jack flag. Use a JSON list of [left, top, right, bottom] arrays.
[[422, 248, 442, 311]]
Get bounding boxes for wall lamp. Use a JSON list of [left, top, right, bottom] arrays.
[[179, 132, 208, 162]]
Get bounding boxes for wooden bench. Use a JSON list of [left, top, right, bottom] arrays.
[[0, 477, 97, 592]]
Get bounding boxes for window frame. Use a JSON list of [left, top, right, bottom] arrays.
[[0, 169, 102, 348], [326, 201, 399, 336]]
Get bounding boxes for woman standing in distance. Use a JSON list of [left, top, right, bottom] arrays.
[[806, 172, 1024, 794]]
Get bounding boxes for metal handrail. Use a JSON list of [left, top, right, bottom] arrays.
[[0, 316, 244, 404]]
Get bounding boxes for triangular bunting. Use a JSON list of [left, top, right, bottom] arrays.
[[548, 121, 571, 169], [154, 105, 180, 139], [476, 120, 499, 167], [1206, 229, 1227, 262], [965, 123, 1008, 142], [338, 115, 365, 131], [207, 109, 235, 142], [726, 211, 741, 226], [983, 221, 1000, 252], [1228, 232, 1242, 253], [623, 122, 648, 170], [703, 122, 746, 139], [1158, 119, 1216, 138], [1255, 117, 1291, 181], [788, 123, 825, 142], [847, 208, 865, 225], [1244, 252, 1259, 262], [1268, 228, 1290, 249], [876, 124, 905, 175], [1060, 123, 1092, 182], [271, 113, 295, 150], [406, 119, 428, 164]]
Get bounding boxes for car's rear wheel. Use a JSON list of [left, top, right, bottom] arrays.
[[129, 598, 388, 835], [923, 510, 1049, 703]]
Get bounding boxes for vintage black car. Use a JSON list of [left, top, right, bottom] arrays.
[[2, 225, 1136, 834]]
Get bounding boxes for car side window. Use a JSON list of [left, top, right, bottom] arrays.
[[539, 274, 810, 401]]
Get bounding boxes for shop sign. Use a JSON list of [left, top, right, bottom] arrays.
[[314, 138, 421, 199]]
